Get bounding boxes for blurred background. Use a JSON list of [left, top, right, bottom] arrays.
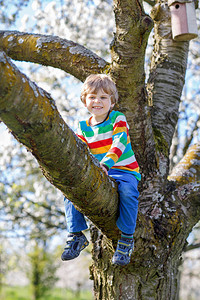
[[0, 1, 199, 299]]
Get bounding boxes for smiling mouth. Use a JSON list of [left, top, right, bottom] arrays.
[[93, 106, 103, 109]]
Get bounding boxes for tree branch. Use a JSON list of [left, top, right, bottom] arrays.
[[0, 30, 110, 82], [184, 242, 200, 252], [168, 143, 200, 222], [0, 50, 119, 240], [144, 0, 156, 6], [169, 143, 200, 185], [111, 0, 157, 179]]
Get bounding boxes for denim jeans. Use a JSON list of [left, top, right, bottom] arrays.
[[64, 169, 139, 234]]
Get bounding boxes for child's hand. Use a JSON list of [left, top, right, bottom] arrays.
[[100, 163, 108, 176]]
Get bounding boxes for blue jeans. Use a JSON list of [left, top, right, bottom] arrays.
[[64, 169, 139, 234]]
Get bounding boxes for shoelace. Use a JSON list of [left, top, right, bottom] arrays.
[[65, 236, 76, 249]]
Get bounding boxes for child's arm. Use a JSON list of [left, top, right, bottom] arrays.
[[101, 114, 129, 171], [76, 123, 89, 146]]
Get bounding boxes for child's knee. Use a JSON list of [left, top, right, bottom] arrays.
[[118, 182, 139, 200]]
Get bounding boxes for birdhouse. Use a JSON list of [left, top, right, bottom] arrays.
[[168, 0, 198, 41]]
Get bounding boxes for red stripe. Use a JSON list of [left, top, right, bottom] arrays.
[[88, 138, 113, 149], [125, 161, 139, 169], [109, 147, 122, 157], [113, 121, 127, 130]]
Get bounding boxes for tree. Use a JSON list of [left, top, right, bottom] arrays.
[[0, 237, 21, 294], [0, 139, 65, 239], [0, 1, 200, 299], [27, 238, 59, 300]]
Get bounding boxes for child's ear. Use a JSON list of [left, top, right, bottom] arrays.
[[81, 96, 86, 106], [82, 99, 87, 107], [110, 95, 115, 108]]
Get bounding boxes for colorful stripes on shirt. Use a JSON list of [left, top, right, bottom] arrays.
[[77, 110, 141, 180]]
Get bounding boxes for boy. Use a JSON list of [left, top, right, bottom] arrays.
[[61, 74, 141, 266]]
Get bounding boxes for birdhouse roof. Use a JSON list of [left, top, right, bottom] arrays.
[[168, 0, 194, 6]]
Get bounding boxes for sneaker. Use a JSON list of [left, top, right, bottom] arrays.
[[61, 233, 89, 261], [112, 238, 134, 266]]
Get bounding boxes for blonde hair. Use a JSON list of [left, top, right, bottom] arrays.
[[81, 74, 118, 105]]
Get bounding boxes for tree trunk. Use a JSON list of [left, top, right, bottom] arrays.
[[91, 261, 180, 300], [90, 226, 182, 300]]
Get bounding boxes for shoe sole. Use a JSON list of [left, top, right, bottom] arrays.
[[81, 240, 89, 250]]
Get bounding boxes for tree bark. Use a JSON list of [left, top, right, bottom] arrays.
[[111, 0, 156, 176], [0, 30, 110, 82]]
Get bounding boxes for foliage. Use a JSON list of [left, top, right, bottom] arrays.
[[0, 238, 20, 291], [0, 134, 65, 239], [27, 239, 59, 300], [0, 0, 30, 26]]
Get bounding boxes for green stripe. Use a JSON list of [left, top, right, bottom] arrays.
[[98, 124, 113, 134], [117, 149, 134, 162], [84, 130, 94, 137], [110, 111, 123, 123], [118, 135, 127, 147]]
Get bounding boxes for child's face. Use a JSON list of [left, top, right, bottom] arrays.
[[84, 88, 114, 123]]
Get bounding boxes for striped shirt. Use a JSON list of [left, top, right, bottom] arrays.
[[77, 110, 141, 181]]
